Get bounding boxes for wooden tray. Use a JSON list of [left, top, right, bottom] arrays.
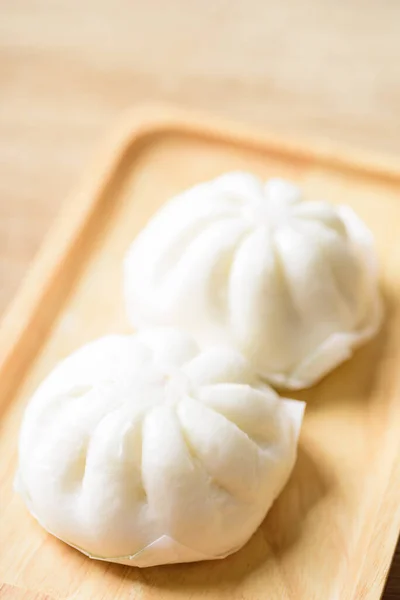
[[1, 106, 400, 600]]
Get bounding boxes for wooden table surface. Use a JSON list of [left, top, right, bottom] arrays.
[[0, 1, 399, 598]]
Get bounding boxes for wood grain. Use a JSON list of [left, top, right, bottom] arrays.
[[1, 108, 400, 599], [0, 584, 54, 600]]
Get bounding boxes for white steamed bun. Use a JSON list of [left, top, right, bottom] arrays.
[[16, 329, 304, 567], [124, 173, 382, 389]]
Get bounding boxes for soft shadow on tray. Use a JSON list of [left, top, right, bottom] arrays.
[[292, 286, 393, 411]]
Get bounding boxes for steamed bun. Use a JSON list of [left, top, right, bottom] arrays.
[[124, 173, 382, 389], [16, 329, 304, 567]]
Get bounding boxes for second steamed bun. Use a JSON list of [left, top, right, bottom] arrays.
[[124, 173, 381, 389]]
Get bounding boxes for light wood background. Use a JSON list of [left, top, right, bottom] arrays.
[[0, 1, 399, 598]]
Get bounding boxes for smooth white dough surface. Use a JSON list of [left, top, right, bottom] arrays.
[[124, 173, 382, 389], [16, 330, 304, 567]]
